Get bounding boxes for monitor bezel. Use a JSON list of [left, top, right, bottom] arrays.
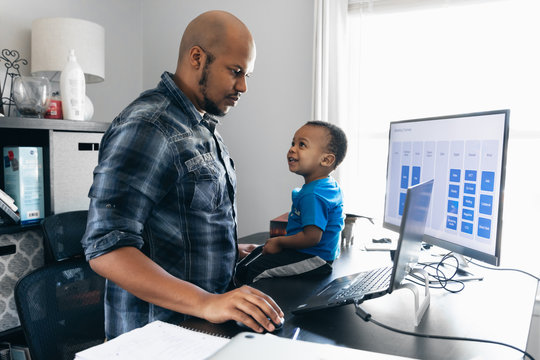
[[382, 109, 510, 266]]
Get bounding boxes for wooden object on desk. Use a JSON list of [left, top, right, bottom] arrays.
[[269, 212, 288, 237]]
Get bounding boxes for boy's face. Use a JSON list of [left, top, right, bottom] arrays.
[[287, 125, 332, 183]]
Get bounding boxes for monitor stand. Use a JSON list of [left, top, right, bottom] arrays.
[[397, 268, 431, 326], [450, 254, 484, 282]]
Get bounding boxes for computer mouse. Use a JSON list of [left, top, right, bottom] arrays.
[[372, 237, 392, 244], [235, 316, 284, 332]]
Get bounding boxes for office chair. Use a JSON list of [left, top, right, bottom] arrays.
[[14, 211, 105, 360], [41, 209, 89, 263]]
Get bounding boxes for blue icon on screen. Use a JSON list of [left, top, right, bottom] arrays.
[[463, 196, 475, 209], [446, 215, 458, 230], [464, 183, 476, 194], [447, 200, 459, 214], [462, 208, 474, 222], [449, 169, 461, 182], [401, 166, 409, 189], [465, 170, 477, 182], [481, 171, 495, 192], [399, 192, 407, 216], [478, 217, 492, 239], [412, 166, 421, 186], [461, 221, 473, 234], [448, 185, 460, 198], [479, 194, 493, 215]]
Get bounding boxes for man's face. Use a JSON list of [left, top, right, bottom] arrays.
[[198, 42, 255, 117]]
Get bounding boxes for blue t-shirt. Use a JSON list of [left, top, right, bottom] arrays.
[[286, 176, 345, 261]]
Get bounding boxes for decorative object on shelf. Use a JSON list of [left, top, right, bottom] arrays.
[[60, 49, 85, 120], [31, 17, 105, 121], [0, 49, 28, 116], [45, 91, 63, 119], [12, 76, 51, 118]]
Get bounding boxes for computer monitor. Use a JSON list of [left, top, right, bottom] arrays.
[[383, 110, 509, 267]]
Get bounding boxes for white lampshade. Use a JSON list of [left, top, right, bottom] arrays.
[[31, 17, 105, 83]]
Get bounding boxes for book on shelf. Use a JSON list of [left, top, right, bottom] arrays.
[[0, 188, 17, 212], [0, 196, 20, 224], [3, 147, 44, 224]]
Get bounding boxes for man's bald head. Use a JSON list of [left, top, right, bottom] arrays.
[[178, 10, 254, 62], [173, 10, 256, 116]]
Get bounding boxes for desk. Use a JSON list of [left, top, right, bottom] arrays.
[[183, 241, 538, 359]]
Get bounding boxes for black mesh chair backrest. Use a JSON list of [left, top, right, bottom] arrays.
[[41, 210, 88, 262], [14, 259, 105, 360]]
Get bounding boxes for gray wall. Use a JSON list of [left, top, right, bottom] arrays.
[[1, 0, 315, 237], [0, 0, 144, 124]]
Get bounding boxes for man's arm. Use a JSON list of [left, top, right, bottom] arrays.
[[89, 246, 283, 333], [262, 225, 322, 254]]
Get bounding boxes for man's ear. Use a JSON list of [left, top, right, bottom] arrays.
[[321, 153, 336, 168], [189, 46, 204, 70]]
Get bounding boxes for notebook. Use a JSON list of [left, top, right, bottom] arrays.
[[292, 179, 433, 315]]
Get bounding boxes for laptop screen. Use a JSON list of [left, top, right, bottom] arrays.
[[389, 179, 433, 292]]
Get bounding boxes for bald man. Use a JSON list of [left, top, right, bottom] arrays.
[[82, 11, 283, 339]]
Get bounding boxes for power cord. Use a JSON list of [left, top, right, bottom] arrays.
[[467, 258, 540, 281], [354, 302, 535, 360], [409, 252, 466, 293]]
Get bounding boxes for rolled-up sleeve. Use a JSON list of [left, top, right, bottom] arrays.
[[82, 118, 176, 261]]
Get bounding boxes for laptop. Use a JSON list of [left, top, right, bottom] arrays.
[[292, 179, 433, 315]]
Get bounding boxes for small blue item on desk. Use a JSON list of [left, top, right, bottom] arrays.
[[235, 316, 284, 333]]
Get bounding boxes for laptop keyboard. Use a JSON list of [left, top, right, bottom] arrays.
[[335, 267, 392, 299]]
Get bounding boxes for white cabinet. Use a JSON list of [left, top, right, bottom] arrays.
[[50, 131, 103, 214]]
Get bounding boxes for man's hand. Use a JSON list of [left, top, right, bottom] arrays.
[[238, 243, 258, 259], [200, 285, 284, 333]]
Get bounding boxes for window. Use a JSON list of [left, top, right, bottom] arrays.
[[342, 0, 540, 270]]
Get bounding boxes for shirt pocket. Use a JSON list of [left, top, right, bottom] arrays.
[[185, 153, 225, 212]]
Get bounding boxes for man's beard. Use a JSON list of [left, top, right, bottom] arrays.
[[199, 57, 226, 117]]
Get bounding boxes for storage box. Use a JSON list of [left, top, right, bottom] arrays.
[[269, 212, 289, 237], [3, 146, 45, 224]]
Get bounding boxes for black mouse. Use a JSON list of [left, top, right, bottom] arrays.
[[235, 316, 284, 332]]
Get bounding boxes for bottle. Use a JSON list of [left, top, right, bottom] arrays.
[[45, 91, 63, 119], [60, 49, 85, 120]]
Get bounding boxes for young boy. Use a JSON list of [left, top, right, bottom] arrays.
[[235, 121, 347, 284]]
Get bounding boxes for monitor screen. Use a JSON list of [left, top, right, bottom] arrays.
[[383, 110, 509, 266]]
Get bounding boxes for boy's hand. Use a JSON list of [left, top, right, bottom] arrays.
[[262, 237, 283, 254]]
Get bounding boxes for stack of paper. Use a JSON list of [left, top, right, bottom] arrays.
[[75, 321, 230, 360]]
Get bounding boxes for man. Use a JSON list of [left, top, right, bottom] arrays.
[[81, 10, 283, 339]]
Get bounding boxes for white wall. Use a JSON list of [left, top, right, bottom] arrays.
[[0, 0, 143, 124], [1, 0, 315, 237], [141, 0, 315, 237]]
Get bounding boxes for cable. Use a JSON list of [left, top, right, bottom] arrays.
[[467, 259, 540, 281], [354, 302, 535, 360], [410, 252, 466, 293]]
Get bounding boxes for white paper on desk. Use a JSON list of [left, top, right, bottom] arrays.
[[75, 320, 230, 360]]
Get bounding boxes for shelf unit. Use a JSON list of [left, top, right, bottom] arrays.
[[0, 116, 109, 235]]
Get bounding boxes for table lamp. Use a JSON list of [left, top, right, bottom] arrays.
[[31, 17, 105, 120]]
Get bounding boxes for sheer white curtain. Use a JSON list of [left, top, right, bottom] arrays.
[[312, 0, 349, 180], [342, 0, 540, 271]]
